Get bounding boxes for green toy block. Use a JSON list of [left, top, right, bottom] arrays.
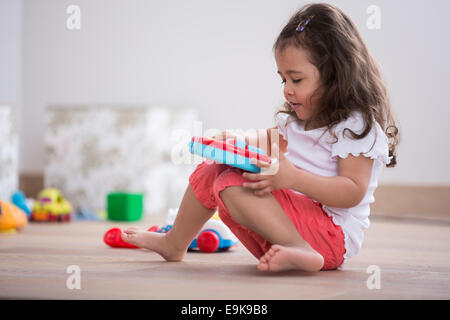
[[107, 192, 143, 221]]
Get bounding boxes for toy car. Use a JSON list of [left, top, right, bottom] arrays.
[[189, 211, 239, 252], [189, 136, 271, 173], [30, 188, 72, 222], [150, 211, 239, 253]]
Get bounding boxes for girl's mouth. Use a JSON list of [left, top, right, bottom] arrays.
[[290, 102, 302, 110]]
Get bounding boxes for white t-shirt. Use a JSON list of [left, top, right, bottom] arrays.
[[276, 111, 391, 263]]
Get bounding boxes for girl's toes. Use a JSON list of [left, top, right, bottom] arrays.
[[122, 231, 137, 241], [259, 255, 268, 264], [271, 244, 282, 252], [124, 227, 138, 234], [258, 251, 273, 272], [257, 260, 270, 272], [266, 247, 276, 258]]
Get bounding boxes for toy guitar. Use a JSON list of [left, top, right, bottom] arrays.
[[188, 136, 271, 173]]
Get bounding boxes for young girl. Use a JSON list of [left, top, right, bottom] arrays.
[[122, 3, 399, 272]]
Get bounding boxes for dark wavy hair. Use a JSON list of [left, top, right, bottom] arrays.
[[273, 3, 399, 167]]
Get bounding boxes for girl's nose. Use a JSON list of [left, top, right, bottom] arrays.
[[284, 85, 294, 96]]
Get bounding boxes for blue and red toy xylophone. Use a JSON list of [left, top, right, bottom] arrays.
[[188, 136, 271, 173]]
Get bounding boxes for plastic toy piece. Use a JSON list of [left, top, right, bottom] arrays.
[[0, 201, 28, 233], [103, 227, 139, 248], [189, 136, 271, 173], [11, 190, 31, 216], [196, 230, 220, 253], [73, 207, 104, 221], [107, 192, 143, 222], [148, 225, 160, 232], [30, 188, 72, 222], [103, 226, 155, 249], [11, 204, 27, 229]]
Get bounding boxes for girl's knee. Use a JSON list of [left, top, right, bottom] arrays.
[[190, 161, 226, 181], [189, 162, 229, 209], [218, 185, 243, 204], [212, 168, 245, 196], [189, 161, 227, 192], [217, 185, 251, 226]]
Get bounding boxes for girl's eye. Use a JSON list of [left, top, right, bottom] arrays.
[[280, 79, 302, 84]]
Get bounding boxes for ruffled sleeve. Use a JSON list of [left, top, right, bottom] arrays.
[[275, 112, 291, 140], [331, 111, 392, 165]]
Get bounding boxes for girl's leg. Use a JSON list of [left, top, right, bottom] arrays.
[[122, 162, 226, 261], [166, 185, 216, 252], [122, 185, 216, 261], [219, 186, 324, 272]]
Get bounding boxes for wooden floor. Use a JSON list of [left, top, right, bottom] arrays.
[[1, 214, 449, 299]]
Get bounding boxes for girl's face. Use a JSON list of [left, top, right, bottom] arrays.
[[275, 46, 322, 128]]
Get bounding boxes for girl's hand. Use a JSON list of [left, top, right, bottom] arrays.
[[242, 144, 297, 196], [210, 131, 248, 144], [210, 131, 229, 141]]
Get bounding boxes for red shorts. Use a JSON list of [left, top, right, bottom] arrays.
[[189, 161, 346, 270]]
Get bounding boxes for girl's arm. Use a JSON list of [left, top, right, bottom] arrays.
[[266, 127, 288, 156], [288, 154, 374, 208]]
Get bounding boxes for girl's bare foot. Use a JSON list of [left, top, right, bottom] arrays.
[[121, 227, 186, 261], [257, 244, 324, 272]]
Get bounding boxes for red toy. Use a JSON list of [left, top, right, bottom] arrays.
[[189, 137, 271, 173], [103, 225, 163, 248], [103, 227, 136, 248]]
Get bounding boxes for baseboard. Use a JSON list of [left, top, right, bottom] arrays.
[[19, 173, 44, 199], [372, 185, 450, 222], [19, 173, 450, 222]]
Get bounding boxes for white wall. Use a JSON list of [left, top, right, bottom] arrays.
[[19, 0, 450, 185], [0, 0, 22, 113]]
